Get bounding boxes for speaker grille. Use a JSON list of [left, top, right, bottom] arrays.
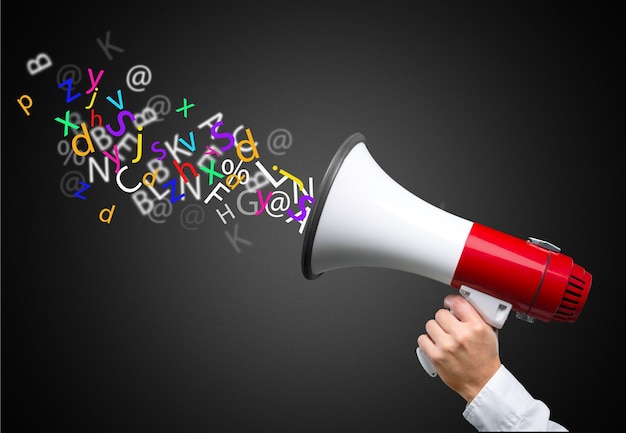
[[554, 264, 592, 322]]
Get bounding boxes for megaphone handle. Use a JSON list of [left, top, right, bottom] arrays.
[[416, 346, 438, 377], [417, 286, 513, 377]]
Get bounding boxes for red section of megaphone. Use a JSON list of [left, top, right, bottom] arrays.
[[451, 223, 592, 323]]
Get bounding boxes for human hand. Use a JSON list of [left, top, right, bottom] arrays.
[[417, 293, 501, 403]]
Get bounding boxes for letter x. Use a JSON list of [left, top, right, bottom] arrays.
[[175, 97, 195, 118], [199, 159, 224, 185], [54, 110, 80, 137]]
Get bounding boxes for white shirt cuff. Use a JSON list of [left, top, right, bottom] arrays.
[[462, 364, 567, 431]]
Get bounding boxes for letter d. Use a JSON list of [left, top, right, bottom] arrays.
[[236, 128, 260, 163], [72, 123, 96, 157], [99, 205, 116, 224]]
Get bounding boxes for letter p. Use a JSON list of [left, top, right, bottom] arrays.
[[17, 94, 33, 116]]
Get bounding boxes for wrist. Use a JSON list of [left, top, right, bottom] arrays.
[[461, 360, 501, 403]]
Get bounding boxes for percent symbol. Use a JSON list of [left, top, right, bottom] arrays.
[[57, 139, 86, 166], [221, 158, 249, 186]]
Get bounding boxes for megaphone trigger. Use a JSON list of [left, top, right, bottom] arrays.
[[458, 286, 512, 330]]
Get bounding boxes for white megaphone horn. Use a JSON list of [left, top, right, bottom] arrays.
[[300, 133, 592, 377]]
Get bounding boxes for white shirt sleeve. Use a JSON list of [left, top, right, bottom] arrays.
[[462, 364, 568, 432]]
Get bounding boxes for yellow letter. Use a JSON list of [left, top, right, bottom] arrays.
[[236, 128, 260, 163], [71, 123, 96, 157], [99, 205, 116, 224], [142, 169, 159, 187], [132, 125, 143, 163], [17, 95, 33, 116]]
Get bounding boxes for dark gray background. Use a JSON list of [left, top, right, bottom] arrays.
[[2, 3, 620, 431]]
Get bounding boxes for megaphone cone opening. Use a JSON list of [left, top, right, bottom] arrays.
[[302, 132, 367, 280]]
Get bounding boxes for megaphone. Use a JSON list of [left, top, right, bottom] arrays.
[[301, 133, 592, 375]]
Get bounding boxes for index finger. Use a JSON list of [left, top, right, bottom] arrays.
[[443, 293, 483, 324]]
